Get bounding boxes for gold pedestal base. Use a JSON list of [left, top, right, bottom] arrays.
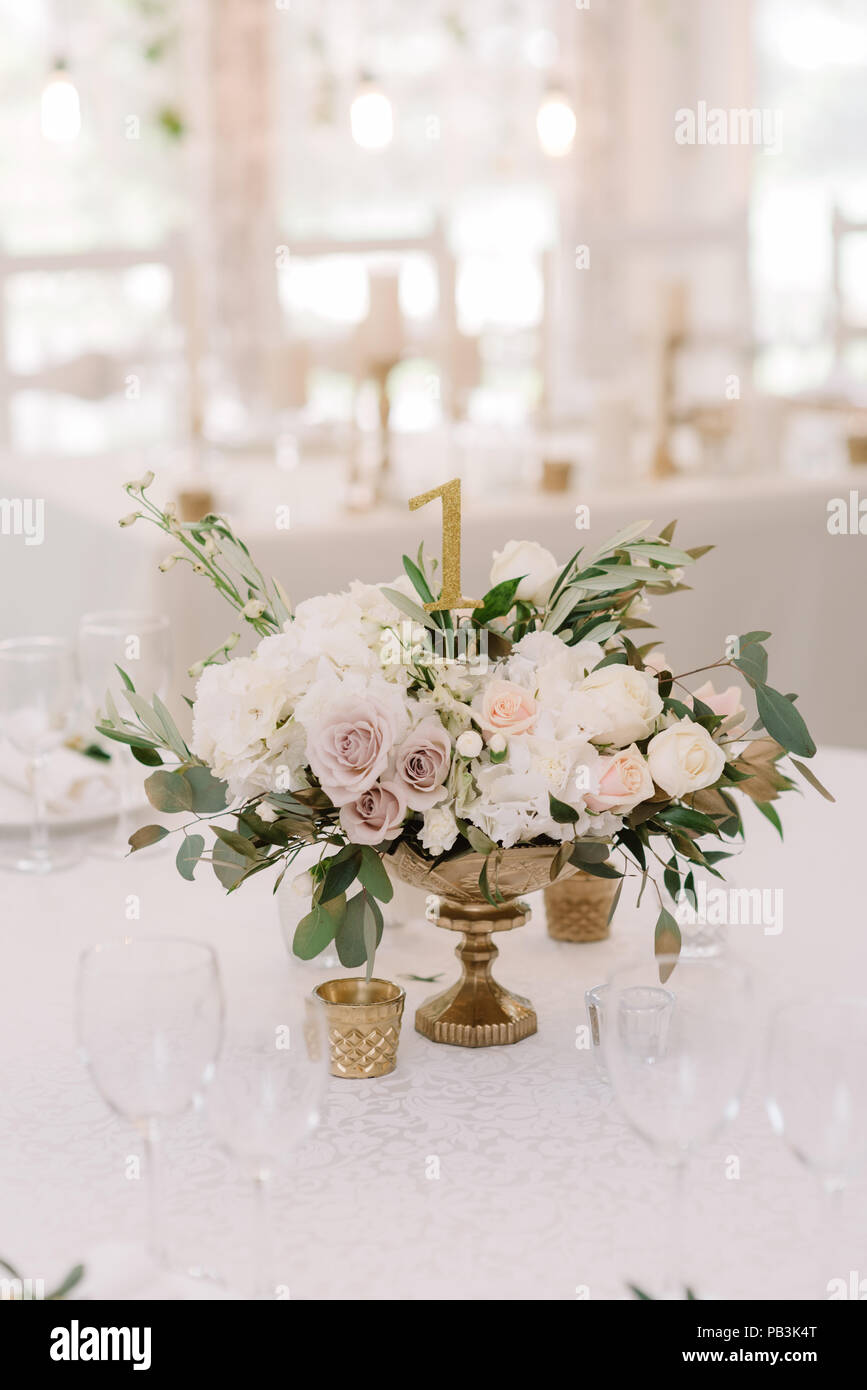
[[390, 842, 578, 1049], [415, 914, 537, 1047]]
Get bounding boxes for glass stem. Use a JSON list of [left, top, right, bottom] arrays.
[[663, 1155, 688, 1299], [251, 1172, 275, 1300], [30, 753, 49, 862], [143, 1118, 166, 1268], [115, 746, 135, 850], [820, 1178, 847, 1299]]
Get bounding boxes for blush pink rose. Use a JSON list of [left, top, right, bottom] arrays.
[[393, 716, 452, 810], [693, 681, 746, 736], [585, 744, 655, 813], [474, 679, 537, 738], [339, 780, 407, 844], [305, 688, 406, 806]]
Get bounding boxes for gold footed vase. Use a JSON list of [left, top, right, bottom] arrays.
[[391, 842, 575, 1048]]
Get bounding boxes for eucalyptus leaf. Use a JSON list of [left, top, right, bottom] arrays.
[[294, 903, 339, 960], [176, 833, 205, 880], [319, 849, 362, 902], [654, 907, 682, 980], [358, 845, 394, 902], [185, 765, 230, 813], [128, 823, 169, 851], [362, 897, 380, 981], [144, 769, 193, 813], [755, 683, 816, 757], [568, 839, 612, 864], [336, 892, 384, 967], [465, 825, 497, 856], [212, 825, 262, 862], [211, 841, 249, 890]]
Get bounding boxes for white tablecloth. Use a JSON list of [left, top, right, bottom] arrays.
[[0, 747, 863, 1301], [2, 455, 866, 748]]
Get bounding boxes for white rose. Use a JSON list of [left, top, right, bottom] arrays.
[[489, 539, 560, 605], [646, 719, 726, 797], [419, 803, 459, 857], [579, 664, 663, 746]]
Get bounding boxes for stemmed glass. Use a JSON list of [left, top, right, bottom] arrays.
[[76, 937, 224, 1268], [206, 997, 328, 1299], [767, 998, 867, 1295], [0, 637, 81, 872], [604, 955, 753, 1298], [76, 611, 171, 857]]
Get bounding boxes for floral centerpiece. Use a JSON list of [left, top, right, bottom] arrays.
[[103, 475, 829, 989]]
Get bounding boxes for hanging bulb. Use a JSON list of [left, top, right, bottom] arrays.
[[41, 60, 81, 143], [536, 86, 576, 158], [350, 76, 393, 150]]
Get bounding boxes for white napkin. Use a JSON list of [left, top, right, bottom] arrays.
[[0, 740, 117, 818]]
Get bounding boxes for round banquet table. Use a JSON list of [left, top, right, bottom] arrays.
[[0, 746, 864, 1302]]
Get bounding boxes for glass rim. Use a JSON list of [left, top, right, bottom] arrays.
[[606, 953, 750, 980], [771, 994, 867, 1019], [0, 635, 74, 660], [78, 610, 171, 636], [79, 935, 218, 975]]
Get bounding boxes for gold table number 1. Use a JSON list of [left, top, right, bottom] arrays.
[[408, 479, 482, 613]]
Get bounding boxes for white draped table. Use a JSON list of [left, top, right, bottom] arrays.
[[1, 747, 864, 1301]]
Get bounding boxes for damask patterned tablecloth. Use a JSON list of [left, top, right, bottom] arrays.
[[0, 747, 864, 1301]]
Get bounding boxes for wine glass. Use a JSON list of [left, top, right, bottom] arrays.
[[76, 937, 224, 1268], [605, 955, 753, 1297], [206, 997, 328, 1299], [767, 998, 867, 1294], [76, 611, 172, 857], [0, 636, 81, 872]]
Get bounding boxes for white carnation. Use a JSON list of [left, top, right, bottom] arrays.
[[419, 803, 459, 857]]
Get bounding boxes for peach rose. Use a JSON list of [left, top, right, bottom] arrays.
[[339, 779, 407, 844], [585, 744, 655, 813], [474, 679, 537, 738], [692, 680, 746, 736]]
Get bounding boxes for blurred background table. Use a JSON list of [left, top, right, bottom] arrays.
[[2, 453, 864, 748]]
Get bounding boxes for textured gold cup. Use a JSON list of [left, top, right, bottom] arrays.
[[544, 869, 619, 942], [391, 842, 576, 1047], [314, 978, 406, 1079]]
